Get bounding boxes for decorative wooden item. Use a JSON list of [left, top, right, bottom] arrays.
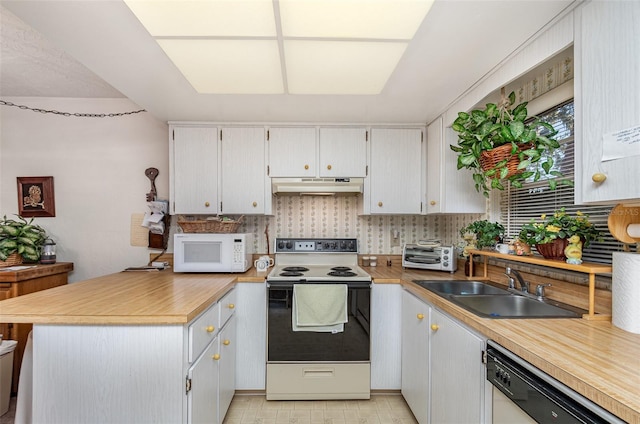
[[607, 204, 640, 244]]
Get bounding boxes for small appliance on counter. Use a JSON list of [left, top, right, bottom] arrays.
[[173, 233, 253, 273], [402, 241, 457, 273]]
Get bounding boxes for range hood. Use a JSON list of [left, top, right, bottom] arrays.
[[272, 178, 364, 195]]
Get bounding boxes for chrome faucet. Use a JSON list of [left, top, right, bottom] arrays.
[[505, 266, 529, 293]]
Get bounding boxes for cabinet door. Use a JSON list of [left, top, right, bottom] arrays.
[[268, 127, 317, 177], [218, 316, 236, 423], [187, 337, 219, 424], [220, 127, 268, 214], [371, 283, 402, 390], [319, 127, 367, 177], [401, 290, 430, 424], [235, 283, 266, 390], [171, 126, 219, 214], [575, 1, 640, 203], [369, 128, 423, 214], [430, 309, 484, 424], [426, 117, 485, 214]]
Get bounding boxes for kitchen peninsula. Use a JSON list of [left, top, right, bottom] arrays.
[[0, 265, 638, 423]]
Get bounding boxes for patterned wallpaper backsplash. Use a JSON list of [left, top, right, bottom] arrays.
[[234, 195, 483, 255]]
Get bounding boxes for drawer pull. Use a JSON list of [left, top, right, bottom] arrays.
[[228, 303, 235, 309], [327, 164, 332, 170], [223, 339, 230, 346], [206, 326, 215, 333], [204, 202, 210, 207], [431, 324, 439, 331], [303, 369, 334, 377], [213, 354, 220, 360], [417, 313, 424, 320], [304, 164, 309, 170], [252, 201, 257, 207]]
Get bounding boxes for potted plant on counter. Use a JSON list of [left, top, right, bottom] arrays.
[[0, 215, 48, 266], [460, 219, 505, 250], [449, 90, 570, 197]]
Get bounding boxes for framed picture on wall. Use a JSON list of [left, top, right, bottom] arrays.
[[17, 176, 56, 217]]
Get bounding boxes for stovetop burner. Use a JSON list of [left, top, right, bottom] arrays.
[[279, 271, 304, 277], [282, 266, 310, 272], [327, 271, 357, 277], [330, 266, 352, 272]]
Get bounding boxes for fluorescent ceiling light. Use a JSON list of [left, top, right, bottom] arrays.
[[123, 0, 434, 95], [158, 40, 283, 94], [285, 40, 408, 95]]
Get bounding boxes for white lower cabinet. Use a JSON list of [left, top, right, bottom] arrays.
[[235, 282, 266, 390], [371, 283, 402, 390], [401, 289, 486, 424], [188, 334, 220, 424], [218, 316, 237, 423]]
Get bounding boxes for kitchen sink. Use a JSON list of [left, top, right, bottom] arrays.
[[413, 279, 584, 319], [413, 280, 510, 296]]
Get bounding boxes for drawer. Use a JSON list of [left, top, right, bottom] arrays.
[[219, 289, 236, 328], [188, 302, 220, 363]]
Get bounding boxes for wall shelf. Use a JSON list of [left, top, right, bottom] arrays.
[[468, 250, 611, 320]]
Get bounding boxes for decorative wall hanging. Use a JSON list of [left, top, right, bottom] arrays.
[[17, 176, 56, 217]]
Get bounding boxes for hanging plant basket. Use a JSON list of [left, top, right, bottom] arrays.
[[479, 143, 533, 179]]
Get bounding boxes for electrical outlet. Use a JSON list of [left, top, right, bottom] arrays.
[[390, 229, 400, 247]]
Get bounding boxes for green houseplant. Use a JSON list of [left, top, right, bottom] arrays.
[[460, 220, 505, 250], [449, 90, 569, 197], [0, 215, 48, 264]]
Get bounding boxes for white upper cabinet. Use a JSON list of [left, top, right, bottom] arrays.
[[368, 128, 423, 214], [318, 127, 367, 177], [575, 1, 640, 204], [220, 127, 270, 214], [426, 116, 485, 214], [267, 127, 317, 178], [170, 125, 220, 215]]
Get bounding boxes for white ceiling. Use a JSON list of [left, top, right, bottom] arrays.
[[0, 1, 574, 124]]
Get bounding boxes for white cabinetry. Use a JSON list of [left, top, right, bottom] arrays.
[[220, 127, 271, 214], [235, 283, 267, 390], [267, 127, 317, 177], [368, 128, 424, 214], [401, 289, 485, 424], [575, 1, 640, 204], [318, 127, 367, 177], [170, 125, 219, 215], [426, 117, 485, 213], [371, 283, 402, 390]]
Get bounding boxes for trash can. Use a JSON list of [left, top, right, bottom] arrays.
[[0, 340, 17, 416]]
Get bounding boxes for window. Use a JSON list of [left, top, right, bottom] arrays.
[[499, 99, 623, 264]]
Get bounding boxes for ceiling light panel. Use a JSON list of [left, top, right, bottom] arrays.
[[157, 39, 283, 94], [279, 0, 434, 39], [284, 40, 407, 94], [124, 0, 277, 37]]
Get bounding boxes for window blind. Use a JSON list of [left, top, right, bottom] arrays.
[[499, 100, 623, 264]]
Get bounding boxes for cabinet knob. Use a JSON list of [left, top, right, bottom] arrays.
[[223, 339, 230, 346], [327, 164, 332, 170], [204, 202, 210, 207], [431, 324, 439, 331], [252, 201, 257, 207], [304, 164, 309, 170], [228, 303, 235, 309], [417, 313, 424, 320], [592, 173, 607, 183], [213, 354, 220, 360], [378, 201, 383, 207], [206, 326, 215, 333], [430, 200, 436, 206]]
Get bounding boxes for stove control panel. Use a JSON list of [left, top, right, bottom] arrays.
[[275, 238, 358, 253]]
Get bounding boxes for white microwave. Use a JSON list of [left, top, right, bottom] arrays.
[[173, 233, 253, 273]]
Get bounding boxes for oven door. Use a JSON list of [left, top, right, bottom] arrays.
[[267, 281, 371, 362]]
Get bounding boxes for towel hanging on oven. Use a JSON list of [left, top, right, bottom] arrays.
[[292, 284, 348, 333]]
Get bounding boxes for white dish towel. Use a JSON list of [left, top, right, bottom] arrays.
[[292, 284, 348, 333]]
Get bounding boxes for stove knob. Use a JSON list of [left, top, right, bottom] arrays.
[[340, 241, 346, 250], [286, 241, 293, 250], [277, 241, 285, 250]]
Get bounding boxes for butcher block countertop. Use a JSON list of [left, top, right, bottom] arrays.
[[0, 264, 637, 422]]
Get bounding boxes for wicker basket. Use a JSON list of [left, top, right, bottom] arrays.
[[479, 143, 532, 179], [0, 252, 23, 268], [177, 215, 244, 233], [536, 238, 569, 261]]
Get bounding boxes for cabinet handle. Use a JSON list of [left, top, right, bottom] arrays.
[[252, 201, 257, 207], [304, 164, 309, 170], [213, 354, 220, 360], [327, 164, 332, 170], [431, 324, 439, 331], [378, 201, 383, 207], [592, 173, 607, 183], [206, 326, 215, 333], [223, 339, 230, 346], [228, 303, 235, 309], [204, 202, 210, 207], [430, 200, 436, 206], [417, 313, 424, 320]]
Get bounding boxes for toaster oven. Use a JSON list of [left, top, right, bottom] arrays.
[[402, 244, 457, 273]]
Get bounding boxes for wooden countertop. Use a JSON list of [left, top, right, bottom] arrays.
[[0, 270, 235, 324], [0, 263, 637, 422], [0, 262, 73, 282]]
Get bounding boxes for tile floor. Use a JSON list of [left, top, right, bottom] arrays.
[[223, 394, 418, 424]]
